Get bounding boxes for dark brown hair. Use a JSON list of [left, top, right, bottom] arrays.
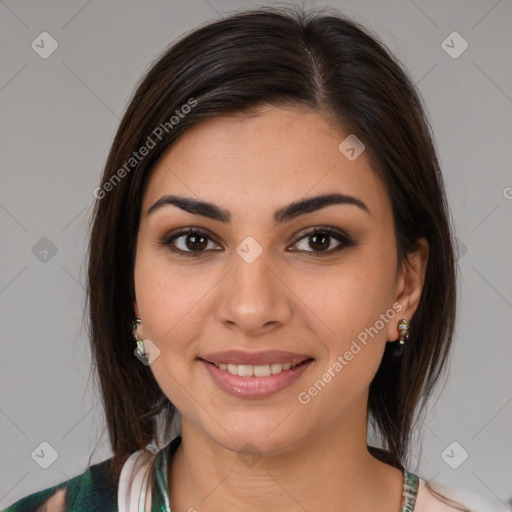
[[86, 4, 458, 500]]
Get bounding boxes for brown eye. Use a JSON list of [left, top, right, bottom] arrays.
[[161, 228, 221, 257], [308, 233, 331, 251], [183, 233, 208, 251], [291, 227, 354, 256]]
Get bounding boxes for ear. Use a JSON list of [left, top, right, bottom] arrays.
[[386, 237, 429, 341], [133, 300, 139, 318]]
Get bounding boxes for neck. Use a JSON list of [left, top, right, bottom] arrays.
[[168, 402, 404, 512]]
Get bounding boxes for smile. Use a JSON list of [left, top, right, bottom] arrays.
[[201, 357, 314, 398], [212, 362, 300, 377]]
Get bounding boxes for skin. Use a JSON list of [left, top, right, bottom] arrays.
[[133, 105, 429, 512]]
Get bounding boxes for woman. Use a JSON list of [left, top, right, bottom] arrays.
[[3, 6, 503, 512]]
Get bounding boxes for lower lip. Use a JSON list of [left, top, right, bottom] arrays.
[[200, 359, 313, 399]]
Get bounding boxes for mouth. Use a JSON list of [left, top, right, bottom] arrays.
[[200, 349, 313, 366], [205, 360, 312, 377], [198, 350, 315, 398]]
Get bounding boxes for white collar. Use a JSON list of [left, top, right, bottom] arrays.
[[118, 449, 155, 512]]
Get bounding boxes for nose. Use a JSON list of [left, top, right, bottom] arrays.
[[215, 249, 293, 335]]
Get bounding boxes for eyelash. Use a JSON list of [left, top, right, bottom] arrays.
[[158, 226, 354, 258]]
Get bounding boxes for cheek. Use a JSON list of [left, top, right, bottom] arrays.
[[299, 247, 396, 344], [133, 242, 228, 370], [294, 255, 397, 413], [133, 252, 211, 409]]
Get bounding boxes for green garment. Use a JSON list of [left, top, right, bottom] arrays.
[[2, 436, 419, 511], [2, 436, 181, 512]]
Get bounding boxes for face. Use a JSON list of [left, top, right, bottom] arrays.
[[133, 106, 418, 456]]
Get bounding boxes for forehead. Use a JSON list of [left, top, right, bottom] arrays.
[[142, 106, 390, 220]]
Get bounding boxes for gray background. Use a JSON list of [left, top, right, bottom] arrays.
[[1, 0, 511, 509]]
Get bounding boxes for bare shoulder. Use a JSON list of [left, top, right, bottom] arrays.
[[415, 477, 510, 512]]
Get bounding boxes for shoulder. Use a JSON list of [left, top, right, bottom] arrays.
[[2, 457, 119, 512], [414, 477, 510, 512]]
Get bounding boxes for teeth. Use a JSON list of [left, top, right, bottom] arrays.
[[213, 362, 299, 376]]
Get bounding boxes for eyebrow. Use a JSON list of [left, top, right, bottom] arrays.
[[147, 192, 370, 223]]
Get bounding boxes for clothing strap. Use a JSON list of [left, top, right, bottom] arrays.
[[151, 445, 172, 512], [400, 469, 420, 512]]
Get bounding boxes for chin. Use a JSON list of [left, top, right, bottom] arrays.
[[193, 411, 310, 457]]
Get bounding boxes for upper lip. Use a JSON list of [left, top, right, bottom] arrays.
[[200, 350, 313, 365]]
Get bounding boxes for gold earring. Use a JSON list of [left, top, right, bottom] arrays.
[[132, 317, 146, 357], [398, 319, 409, 345]]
